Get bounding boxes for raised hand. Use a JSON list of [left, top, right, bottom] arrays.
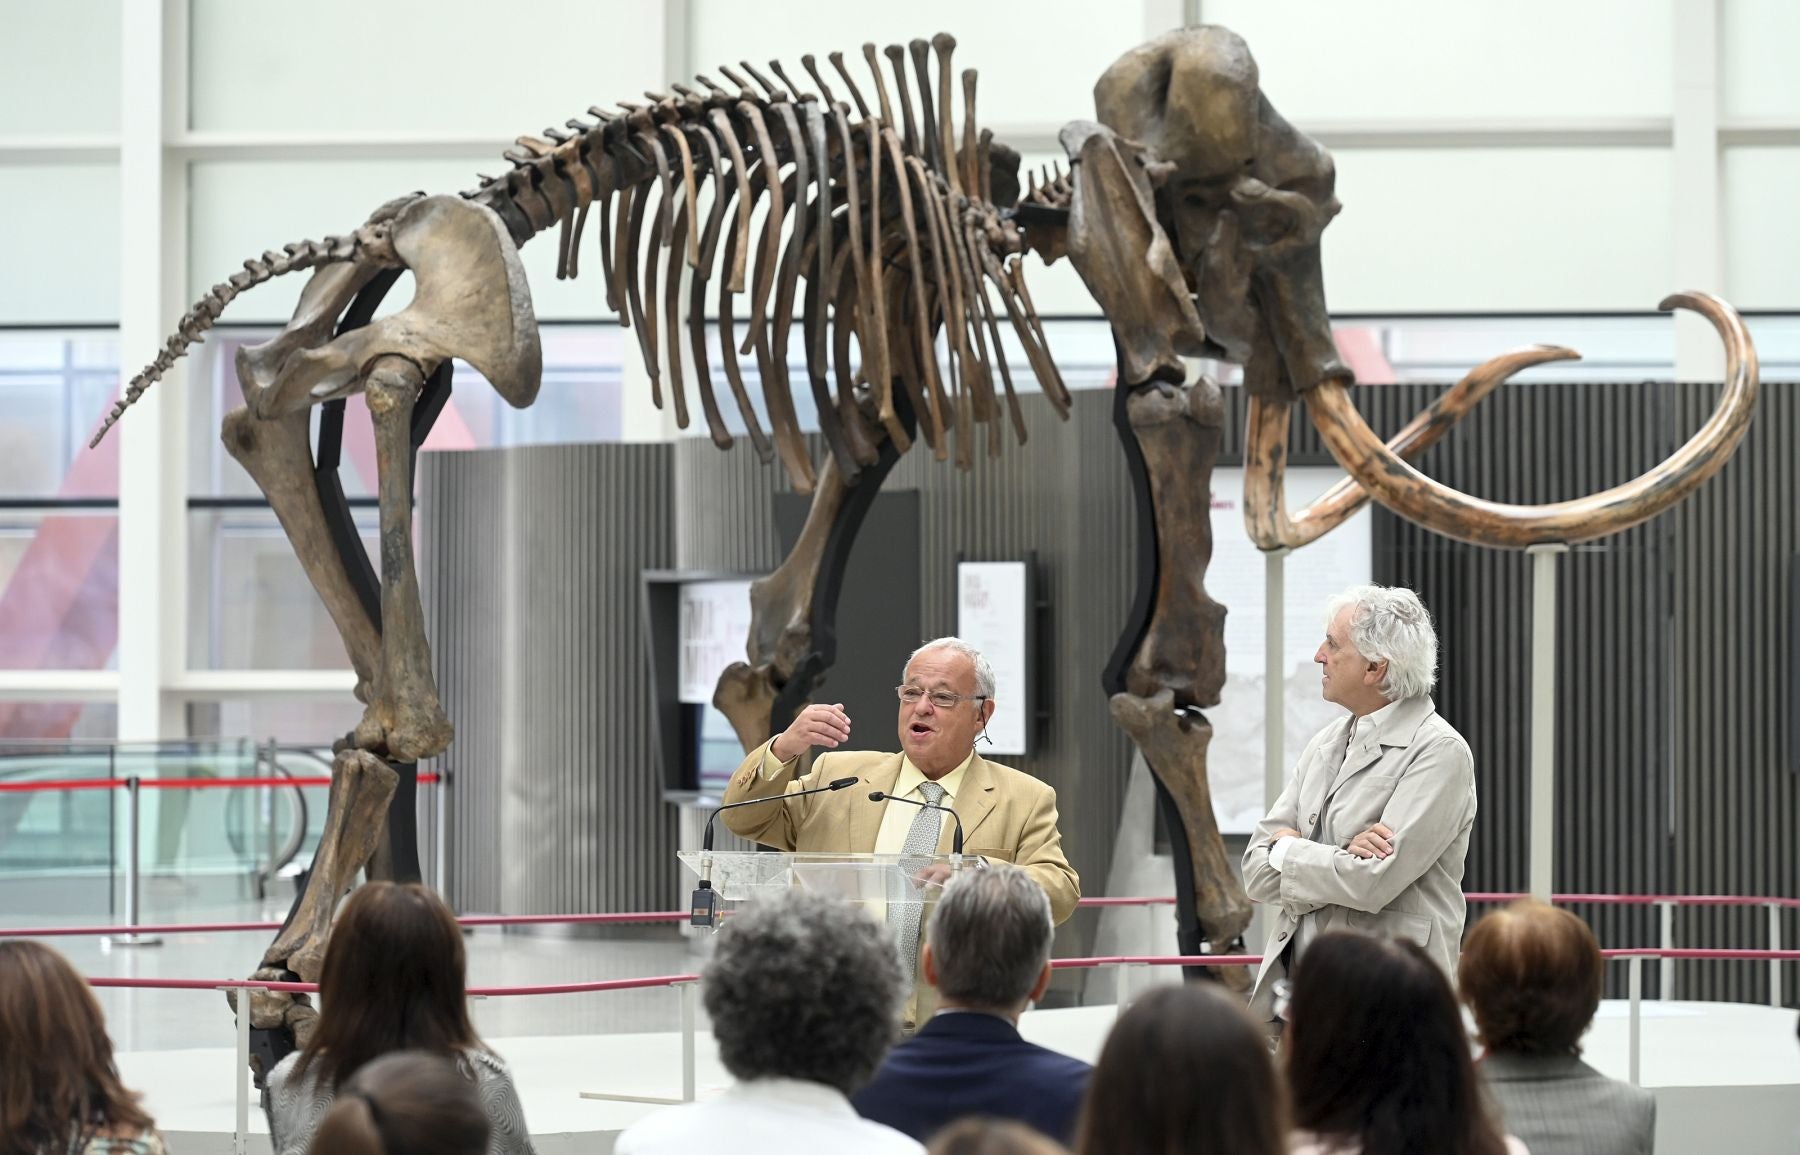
[[770, 702, 854, 762]]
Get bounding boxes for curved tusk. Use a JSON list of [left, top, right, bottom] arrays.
[[1303, 292, 1758, 548], [1244, 344, 1579, 550]]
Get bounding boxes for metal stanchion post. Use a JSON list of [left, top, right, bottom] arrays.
[[231, 984, 261, 1155], [103, 777, 160, 948], [1627, 956, 1643, 1086], [1265, 548, 1289, 810], [1144, 902, 1159, 957], [1659, 901, 1673, 1000], [679, 980, 697, 1103]]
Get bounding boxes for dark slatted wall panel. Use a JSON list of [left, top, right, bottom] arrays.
[[1668, 381, 1798, 1005], [423, 442, 677, 916], [672, 389, 1139, 957]]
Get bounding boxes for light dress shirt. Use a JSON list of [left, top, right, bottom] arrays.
[[1266, 698, 1401, 962], [615, 1076, 925, 1155]]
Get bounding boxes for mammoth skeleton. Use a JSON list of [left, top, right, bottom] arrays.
[[96, 24, 1755, 1057]]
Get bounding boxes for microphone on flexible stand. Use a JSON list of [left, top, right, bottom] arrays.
[[869, 790, 965, 871], [692, 775, 860, 927]]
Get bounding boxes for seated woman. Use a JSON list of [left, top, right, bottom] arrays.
[[1460, 901, 1655, 1155], [308, 1050, 491, 1155], [1075, 982, 1287, 1155], [1284, 932, 1526, 1155], [264, 881, 533, 1155], [0, 940, 166, 1154]]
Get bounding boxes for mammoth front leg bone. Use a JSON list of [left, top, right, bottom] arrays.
[[235, 749, 399, 1047], [715, 397, 914, 750], [350, 354, 454, 762], [1107, 374, 1252, 979]]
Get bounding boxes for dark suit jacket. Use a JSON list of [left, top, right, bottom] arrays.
[[1480, 1051, 1656, 1155], [851, 1011, 1092, 1146]]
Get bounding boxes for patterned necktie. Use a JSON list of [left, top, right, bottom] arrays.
[[891, 781, 948, 985]]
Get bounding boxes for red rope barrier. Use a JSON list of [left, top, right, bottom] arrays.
[[0, 773, 440, 793], [86, 974, 704, 996], [78, 949, 1800, 997]]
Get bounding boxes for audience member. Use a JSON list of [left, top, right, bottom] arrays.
[[928, 1118, 1070, 1155], [615, 889, 922, 1154], [855, 865, 1089, 1145], [1285, 931, 1525, 1155], [307, 1050, 490, 1155], [264, 882, 533, 1155], [0, 940, 166, 1155], [1074, 982, 1286, 1155], [1460, 901, 1655, 1154]]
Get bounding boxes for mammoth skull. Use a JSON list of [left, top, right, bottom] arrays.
[[1062, 25, 1760, 551]]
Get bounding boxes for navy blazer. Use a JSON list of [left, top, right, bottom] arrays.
[[852, 1010, 1092, 1146]]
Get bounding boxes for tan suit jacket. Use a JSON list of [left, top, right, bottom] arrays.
[[1241, 695, 1475, 1020], [721, 740, 1080, 925]]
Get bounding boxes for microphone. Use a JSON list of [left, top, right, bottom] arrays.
[[869, 789, 965, 858], [692, 775, 860, 927]]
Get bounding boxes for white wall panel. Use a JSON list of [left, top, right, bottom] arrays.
[[0, 0, 120, 135], [1321, 148, 1672, 312], [1721, 0, 1800, 120], [189, 159, 603, 323], [687, 0, 1140, 129], [1202, 0, 1671, 122], [0, 164, 119, 323], [1722, 148, 1800, 308], [189, 0, 666, 135]]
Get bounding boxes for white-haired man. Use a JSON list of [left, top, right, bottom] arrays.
[[1242, 584, 1475, 1026]]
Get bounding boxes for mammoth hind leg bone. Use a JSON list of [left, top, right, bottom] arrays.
[[1105, 372, 1252, 977], [349, 354, 454, 763], [221, 408, 380, 702]]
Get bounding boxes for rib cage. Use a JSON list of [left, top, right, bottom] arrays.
[[97, 34, 1073, 488]]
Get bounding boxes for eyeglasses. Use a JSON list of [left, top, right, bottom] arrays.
[[895, 686, 988, 709], [1272, 978, 1294, 1023]]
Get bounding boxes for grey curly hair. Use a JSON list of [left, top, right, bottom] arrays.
[[702, 890, 905, 1095], [1327, 584, 1439, 701]]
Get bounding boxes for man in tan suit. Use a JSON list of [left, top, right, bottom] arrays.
[[1242, 585, 1475, 1026], [721, 637, 1079, 926]]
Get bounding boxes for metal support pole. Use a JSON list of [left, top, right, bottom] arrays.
[[1659, 901, 1674, 1000], [1265, 548, 1290, 808], [1770, 903, 1783, 1008], [231, 984, 260, 1155], [435, 767, 449, 897], [1627, 956, 1643, 1086], [679, 980, 697, 1103], [1526, 543, 1567, 901], [1144, 902, 1160, 957], [104, 777, 161, 948], [1115, 963, 1145, 1020]]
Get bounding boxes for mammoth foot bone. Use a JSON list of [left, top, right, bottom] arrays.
[[230, 750, 398, 1064]]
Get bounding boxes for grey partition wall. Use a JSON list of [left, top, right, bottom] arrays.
[[421, 441, 676, 916]]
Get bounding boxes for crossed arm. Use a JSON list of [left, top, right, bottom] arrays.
[[1244, 735, 1475, 917]]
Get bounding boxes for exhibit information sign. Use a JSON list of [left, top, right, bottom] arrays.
[[956, 561, 1031, 755], [1207, 467, 1373, 833], [677, 579, 755, 705]]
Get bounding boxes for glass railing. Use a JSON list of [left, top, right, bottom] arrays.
[[0, 740, 333, 923]]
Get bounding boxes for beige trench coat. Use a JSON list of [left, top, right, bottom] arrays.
[[1241, 695, 1476, 1021]]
